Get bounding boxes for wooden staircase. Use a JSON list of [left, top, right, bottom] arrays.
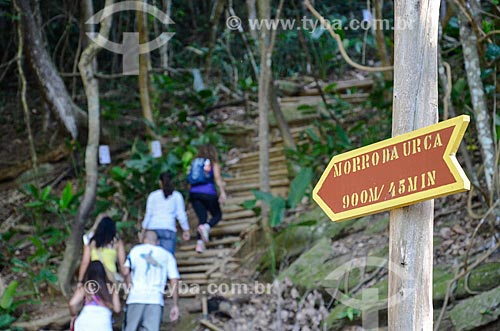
[[176, 77, 373, 293], [177, 142, 291, 291]]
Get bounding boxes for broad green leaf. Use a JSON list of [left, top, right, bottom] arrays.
[[24, 201, 44, 208], [252, 190, 274, 204], [241, 199, 257, 210], [0, 314, 16, 328], [0, 281, 18, 310], [110, 166, 128, 180], [287, 167, 313, 209], [323, 83, 338, 93], [269, 197, 286, 227], [346, 308, 354, 321], [41, 186, 52, 201], [336, 125, 351, 148], [59, 181, 74, 211], [34, 268, 58, 284], [287, 220, 318, 228], [305, 128, 320, 143]]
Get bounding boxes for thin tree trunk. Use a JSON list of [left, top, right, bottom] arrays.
[[14, 0, 38, 180], [388, 0, 439, 328], [17, 0, 85, 140], [269, 83, 296, 151], [374, 0, 392, 81], [137, 5, 155, 137], [257, 0, 272, 238], [458, 0, 495, 197], [160, 0, 172, 72], [204, 0, 225, 79], [246, 0, 258, 42], [57, 0, 114, 298]]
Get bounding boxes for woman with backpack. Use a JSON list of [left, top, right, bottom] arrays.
[[69, 261, 121, 331], [187, 144, 227, 253], [78, 216, 126, 285], [141, 171, 191, 255]]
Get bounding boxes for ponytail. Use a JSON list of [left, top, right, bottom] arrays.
[[159, 172, 174, 198]]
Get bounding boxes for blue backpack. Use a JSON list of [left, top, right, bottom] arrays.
[[187, 158, 213, 185]]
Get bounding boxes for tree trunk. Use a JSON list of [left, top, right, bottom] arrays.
[[204, 0, 225, 79], [388, 0, 439, 329], [269, 82, 296, 151], [17, 0, 85, 140], [257, 0, 272, 239], [458, 0, 496, 197], [246, 0, 258, 42], [160, 0, 172, 71], [15, 0, 38, 181], [374, 0, 392, 81], [137, 5, 155, 137], [57, 0, 114, 298]]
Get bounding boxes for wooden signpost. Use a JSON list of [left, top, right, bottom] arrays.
[[313, 115, 470, 222]]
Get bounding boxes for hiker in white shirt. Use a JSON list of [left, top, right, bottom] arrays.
[[142, 172, 190, 254], [123, 230, 180, 331]]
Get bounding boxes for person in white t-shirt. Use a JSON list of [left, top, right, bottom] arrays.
[[141, 171, 190, 255], [122, 230, 180, 331]]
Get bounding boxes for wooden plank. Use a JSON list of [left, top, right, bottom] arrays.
[[176, 248, 233, 259], [227, 178, 289, 193], [226, 155, 287, 170], [179, 265, 211, 273], [178, 236, 240, 251], [217, 218, 258, 228], [219, 209, 255, 220]]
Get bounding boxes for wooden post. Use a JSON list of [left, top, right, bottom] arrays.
[[389, 0, 440, 329]]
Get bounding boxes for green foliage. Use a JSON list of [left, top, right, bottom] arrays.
[[337, 306, 361, 321], [0, 280, 36, 329], [0, 281, 18, 310], [246, 167, 313, 228]]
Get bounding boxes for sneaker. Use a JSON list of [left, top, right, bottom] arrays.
[[195, 240, 205, 253], [198, 224, 210, 243]]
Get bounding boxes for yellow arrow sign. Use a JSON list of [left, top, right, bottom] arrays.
[[313, 115, 470, 222]]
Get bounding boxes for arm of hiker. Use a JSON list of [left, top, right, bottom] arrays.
[[169, 278, 180, 322], [111, 287, 121, 313], [117, 239, 126, 276], [141, 192, 153, 233], [213, 162, 227, 203], [68, 287, 84, 318], [77, 244, 91, 285], [175, 192, 191, 241]]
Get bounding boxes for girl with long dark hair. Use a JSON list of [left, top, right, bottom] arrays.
[[141, 171, 190, 254], [188, 144, 227, 253], [69, 261, 120, 331], [78, 216, 126, 284]]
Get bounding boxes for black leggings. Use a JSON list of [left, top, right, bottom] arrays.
[[189, 193, 222, 238]]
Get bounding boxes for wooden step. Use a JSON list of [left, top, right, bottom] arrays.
[[221, 209, 255, 221], [180, 272, 224, 280], [218, 218, 258, 228], [210, 223, 257, 237], [227, 178, 289, 193], [176, 248, 234, 259], [225, 168, 289, 181], [179, 265, 212, 273], [178, 236, 240, 251], [177, 256, 240, 266], [230, 187, 289, 199], [238, 146, 285, 159], [227, 155, 287, 170]]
